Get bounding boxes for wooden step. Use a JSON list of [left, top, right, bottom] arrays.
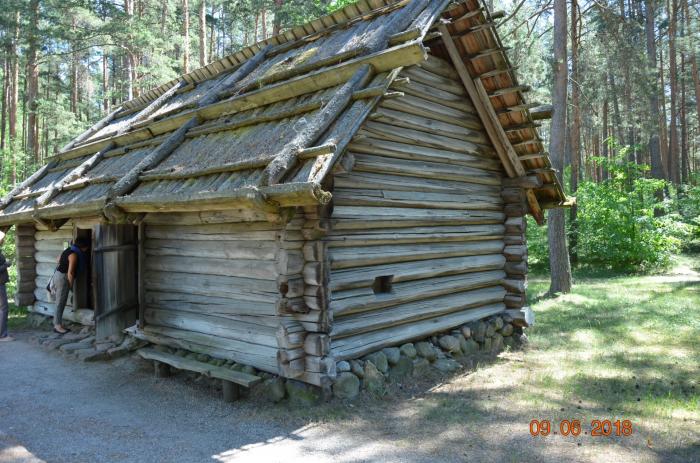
[[138, 347, 262, 401]]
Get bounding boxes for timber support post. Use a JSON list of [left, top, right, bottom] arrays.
[[222, 381, 241, 402]]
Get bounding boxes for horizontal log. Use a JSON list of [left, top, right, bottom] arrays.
[[502, 175, 543, 189], [126, 325, 278, 373], [145, 255, 278, 281], [368, 107, 489, 145], [333, 187, 503, 211], [504, 261, 528, 276], [505, 306, 535, 327], [334, 170, 502, 196], [330, 253, 505, 291], [349, 135, 499, 171], [362, 120, 489, 154], [145, 239, 278, 261], [331, 206, 506, 230], [331, 303, 505, 360], [503, 245, 527, 261], [331, 287, 506, 338], [329, 240, 504, 270], [144, 308, 279, 348], [325, 224, 505, 247], [145, 272, 278, 303], [32, 302, 94, 326], [331, 270, 505, 316], [502, 278, 527, 294]]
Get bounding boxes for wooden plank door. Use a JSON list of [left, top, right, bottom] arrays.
[[93, 224, 138, 343]]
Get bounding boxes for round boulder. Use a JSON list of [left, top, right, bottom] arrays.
[[263, 377, 286, 403], [433, 358, 461, 373], [438, 335, 461, 354], [400, 343, 417, 359], [286, 380, 321, 406], [412, 357, 431, 377], [461, 325, 471, 339], [350, 359, 365, 378], [362, 361, 385, 394], [461, 338, 479, 355], [491, 333, 504, 353], [388, 355, 414, 381], [336, 360, 351, 372], [415, 341, 437, 362], [333, 372, 360, 400], [382, 347, 401, 366], [364, 351, 389, 373]]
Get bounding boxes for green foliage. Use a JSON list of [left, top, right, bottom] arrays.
[[528, 152, 687, 273]]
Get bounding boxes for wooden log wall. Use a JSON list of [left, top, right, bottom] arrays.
[[501, 186, 528, 310], [31, 221, 94, 325], [323, 55, 509, 363], [140, 211, 323, 379], [15, 224, 37, 306]]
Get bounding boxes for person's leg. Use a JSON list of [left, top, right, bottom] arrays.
[[54, 273, 70, 331], [0, 284, 8, 338]]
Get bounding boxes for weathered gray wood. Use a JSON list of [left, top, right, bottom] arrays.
[[332, 287, 506, 338], [222, 381, 241, 402], [331, 270, 505, 316], [138, 347, 261, 387], [261, 64, 373, 186], [329, 240, 504, 270], [331, 303, 505, 360]]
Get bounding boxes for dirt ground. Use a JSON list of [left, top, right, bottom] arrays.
[[0, 331, 696, 463], [1, 259, 699, 463]]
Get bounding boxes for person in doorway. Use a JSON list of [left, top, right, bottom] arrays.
[[0, 232, 12, 342], [53, 237, 89, 335]]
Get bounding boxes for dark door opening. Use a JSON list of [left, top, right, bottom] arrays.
[[74, 228, 93, 310]]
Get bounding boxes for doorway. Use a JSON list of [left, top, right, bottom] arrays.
[[73, 228, 93, 311], [93, 224, 138, 343]]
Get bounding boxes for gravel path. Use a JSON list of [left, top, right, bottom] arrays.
[[0, 335, 438, 463]]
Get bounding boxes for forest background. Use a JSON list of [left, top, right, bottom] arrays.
[[0, 0, 698, 296]]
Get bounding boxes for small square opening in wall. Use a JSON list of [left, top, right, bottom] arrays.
[[372, 275, 394, 295]]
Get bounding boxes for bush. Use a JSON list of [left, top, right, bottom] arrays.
[[528, 154, 684, 272]]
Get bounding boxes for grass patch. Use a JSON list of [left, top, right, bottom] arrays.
[[523, 254, 699, 435], [8, 302, 29, 330]]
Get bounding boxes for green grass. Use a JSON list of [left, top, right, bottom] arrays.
[[8, 302, 29, 330], [522, 254, 699, 439]]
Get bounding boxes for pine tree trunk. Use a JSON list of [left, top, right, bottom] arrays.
[[1, 54, 7, 151], [102, 52, 110, 112], [569, 0, 580, 265], [547, 0, 573, 294], [71, 14, 79, 115], [668, 0, 680, 184], [644, 0, 666, 183], [199, 0, 207, 67], [26, 0, 41, 162], [659, 38, 669, 172], [273, 0, 284, 36], [261, 8, 267, 40], [183, 0, 190, 73], [8, 10, 19, 144]]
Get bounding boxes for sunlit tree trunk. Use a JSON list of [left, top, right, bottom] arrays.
[[199, 0, 207, 67], [547, 0, 573, 294], [183, 0, 190, 73], [569, 0, 581, 265], [644, 0, 666, 183], [667, 0, 680, 184], [26, 0, 41, 162]]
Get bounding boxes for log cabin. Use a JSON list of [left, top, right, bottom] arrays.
[[0, 0, 568, 388]]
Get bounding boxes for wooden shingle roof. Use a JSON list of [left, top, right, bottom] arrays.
[[0, 0, 567, 228]]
